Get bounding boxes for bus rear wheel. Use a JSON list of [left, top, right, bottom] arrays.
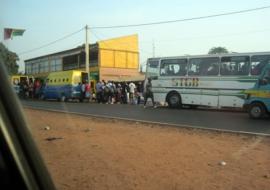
[[167, 92, 181, 108], [248, 102, 266, 119]]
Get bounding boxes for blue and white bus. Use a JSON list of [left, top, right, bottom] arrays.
[[244, 63, 270, 118], [146, 52, 270, 109]]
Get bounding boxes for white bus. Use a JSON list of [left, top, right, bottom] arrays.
[[146, 52, 270, 109]]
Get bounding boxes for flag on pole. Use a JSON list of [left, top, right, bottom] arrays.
[[4, 28, 25, 40]]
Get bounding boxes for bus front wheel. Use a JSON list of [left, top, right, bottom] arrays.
[[167, 92, 181, 108], [248, 102, 266, 119]]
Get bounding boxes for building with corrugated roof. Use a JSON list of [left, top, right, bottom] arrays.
[[24, 34, 142, 81]]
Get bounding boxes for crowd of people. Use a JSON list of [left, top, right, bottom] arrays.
[[94, 80, 144, 105], [13, 78, 45, 99], [14, 77, 157, 108], [93, 78, 156, 108]]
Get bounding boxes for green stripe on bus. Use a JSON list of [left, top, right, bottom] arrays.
[[152, 91, 245, 97]]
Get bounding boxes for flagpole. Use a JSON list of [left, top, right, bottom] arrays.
[[85, 25, 90, 83]]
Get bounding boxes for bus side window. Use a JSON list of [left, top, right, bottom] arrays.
[[160, 59, 187, 76], [221, 56, 249, 76], [149, 60, 159, 68], [251, 55, 270, 76], [188, 57, 219, 76], [188, 59, 200, 76], [160, 63, 165, 75]]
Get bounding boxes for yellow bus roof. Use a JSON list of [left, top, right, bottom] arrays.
[[46, 70, 87, 85], [47, 70, 85, 78]]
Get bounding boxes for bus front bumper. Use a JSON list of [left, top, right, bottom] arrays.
[[71, 91, 81, 99]]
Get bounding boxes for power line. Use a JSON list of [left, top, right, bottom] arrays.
[[17, 5, 270, 56], [90, 5, 270, 29], [153, 28, 270, 44], [18, 27, 84, 55]]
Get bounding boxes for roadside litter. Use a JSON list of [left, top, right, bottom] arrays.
[[45, 137, 63, 141]]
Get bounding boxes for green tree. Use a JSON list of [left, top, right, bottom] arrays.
[[0, 42, 19, 74], [208, 47, 229, 54]]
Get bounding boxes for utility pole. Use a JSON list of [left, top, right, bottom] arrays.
[[85, 25, 90, 82]]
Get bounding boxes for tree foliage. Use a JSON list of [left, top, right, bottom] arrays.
[[208, 47, 229, 54], [0, 42, 19, 74]]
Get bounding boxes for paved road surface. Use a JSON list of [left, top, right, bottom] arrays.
[[21, 100, 270, 135]]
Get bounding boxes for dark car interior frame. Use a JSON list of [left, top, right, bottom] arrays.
[[0, 59, 56, 190]]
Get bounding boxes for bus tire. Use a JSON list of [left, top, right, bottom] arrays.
[[167, 92, 181, 108], [248, 102, 266, 119]]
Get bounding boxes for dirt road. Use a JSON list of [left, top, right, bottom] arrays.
[[25, 109, 270, 190]]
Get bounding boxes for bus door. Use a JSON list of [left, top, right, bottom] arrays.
[[90, 80, 96, 93], [81, 72, 88, 83], [20, 76, 28, 85]]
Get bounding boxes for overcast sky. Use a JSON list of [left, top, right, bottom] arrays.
[[1, 0, 270, 72]]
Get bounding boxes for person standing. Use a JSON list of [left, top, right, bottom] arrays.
[[28, 79, 34, 99], [95, 81, 102, 103], [111, 82, 117, 104], [81, 81, 86, 101], [23, 82, 29, 99], [136, 82, 143, 105], [85, 81, 91, 102], [128, 82, 136, 104], [116, 83, 122, 103], [121, 82, 128, 104], [144, 78, 156, 108], [106, 81, 114, 104], [34, 79, 41, 98]]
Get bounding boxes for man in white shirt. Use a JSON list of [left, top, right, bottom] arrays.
[[128, 82, 136, 104]]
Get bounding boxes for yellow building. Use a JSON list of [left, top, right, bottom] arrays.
[[25, 34, 140, 81]]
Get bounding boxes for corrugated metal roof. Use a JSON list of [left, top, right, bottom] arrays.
[[24, 44, 98, 62]]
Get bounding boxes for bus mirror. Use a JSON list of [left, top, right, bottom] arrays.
[[258, 79, 267, 86], [258, 79, 263, 86]]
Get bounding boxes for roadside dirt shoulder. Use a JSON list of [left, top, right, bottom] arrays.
[[25, 109, 270, 190]]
